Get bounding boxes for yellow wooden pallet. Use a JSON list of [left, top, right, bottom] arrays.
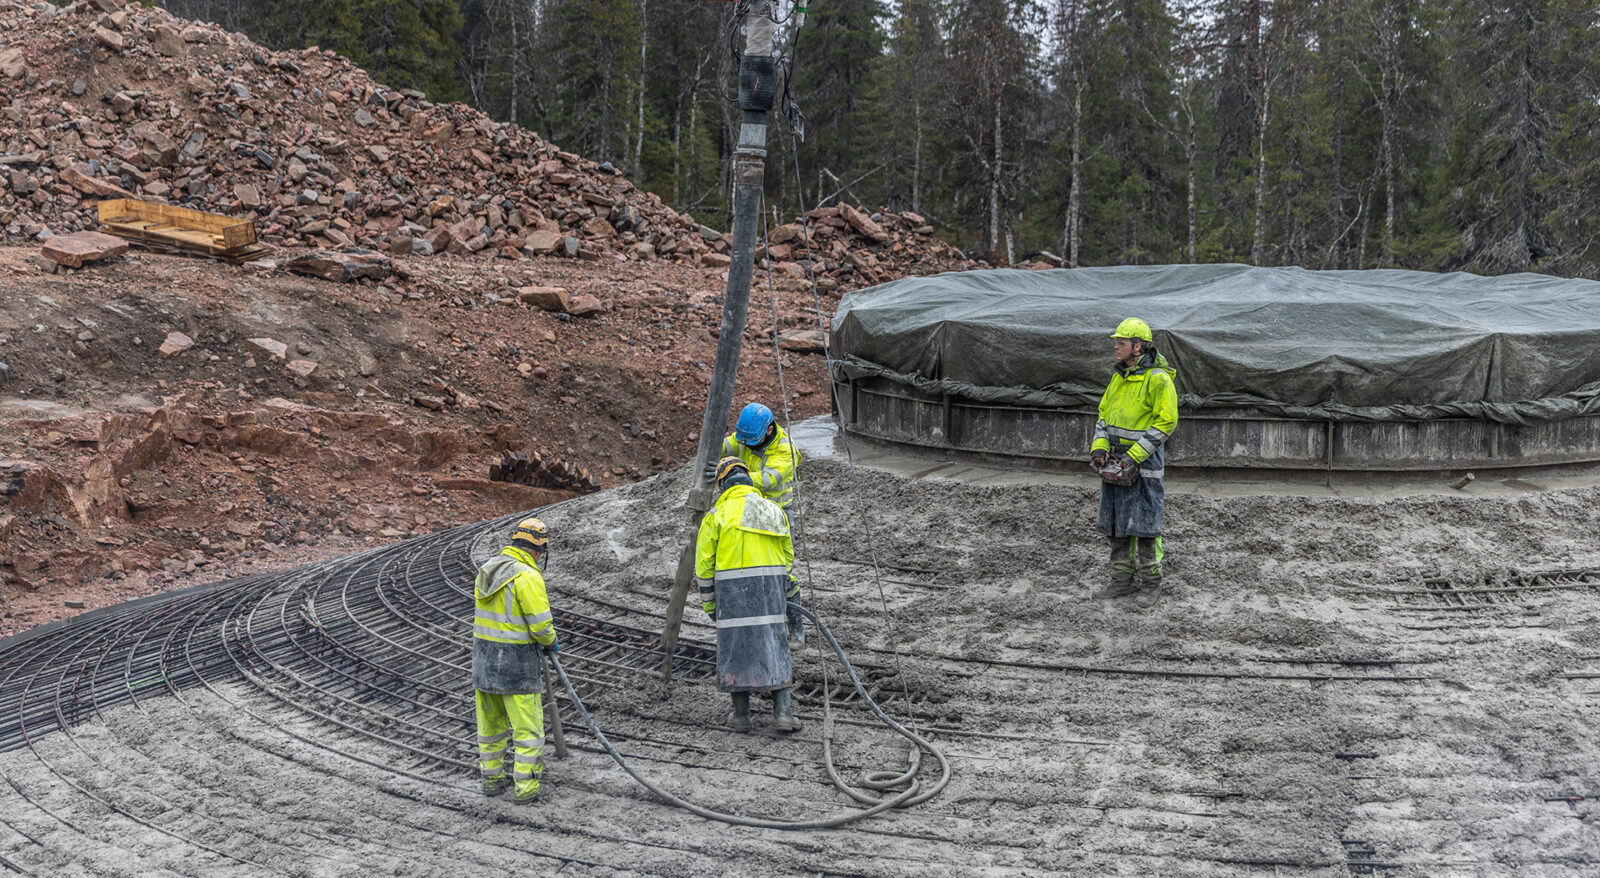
[[97, 198, 270, 262]]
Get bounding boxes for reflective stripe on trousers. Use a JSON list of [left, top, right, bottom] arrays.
[[717, 614, 787, 629], [1108, 534, 1164, 578], [475, 689, 546, 798]]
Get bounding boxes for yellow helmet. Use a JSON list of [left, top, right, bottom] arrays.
[[511, 517, 549, 550], [1110, 317, 1153, 342]]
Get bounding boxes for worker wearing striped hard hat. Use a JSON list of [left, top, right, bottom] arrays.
[[472, 517, 559, 804], [696, 457, 802, 733]]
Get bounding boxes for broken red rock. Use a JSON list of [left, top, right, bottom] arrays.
[[41, 231, 130, 268]]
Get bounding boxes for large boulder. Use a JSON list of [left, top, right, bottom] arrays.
[[41, 232, 130, 268]]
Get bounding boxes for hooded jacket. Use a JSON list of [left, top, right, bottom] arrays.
[[472, 545, 556, 694], [721, 424, 801, 508]]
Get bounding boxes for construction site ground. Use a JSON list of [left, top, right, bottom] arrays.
[[2, 421, 1599, 876], [3, 2, 1598, 871]]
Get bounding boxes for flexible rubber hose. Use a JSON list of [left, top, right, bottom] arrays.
[[546, 603, 950, 829]]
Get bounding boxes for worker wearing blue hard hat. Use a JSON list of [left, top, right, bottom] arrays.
[[720, 402, 801, 511], [714, 402, 804, 642]]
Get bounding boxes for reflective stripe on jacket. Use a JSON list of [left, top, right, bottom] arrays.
[[1091, 350, 1178, 469], [694, 483, 794, 609], [472, 546, 555, 694], [721, 424, 800, 508], [694, 483, 796, 692]]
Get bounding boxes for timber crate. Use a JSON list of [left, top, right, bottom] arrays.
[[97, 198, 268, 261]]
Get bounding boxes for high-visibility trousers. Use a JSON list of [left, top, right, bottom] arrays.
[[475, 690, 546, 797], [1108, 535, 1164, 583]]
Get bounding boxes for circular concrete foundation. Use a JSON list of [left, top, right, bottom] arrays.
[[829, 265, 1600, 473], [833, 373, 1600, 471]]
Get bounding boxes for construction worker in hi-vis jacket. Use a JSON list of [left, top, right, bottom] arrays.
[[696, 457, 802, 733], [721, 402, 801, 511], [1090, 317, 1179, 609], [472, 518, 559, 804]]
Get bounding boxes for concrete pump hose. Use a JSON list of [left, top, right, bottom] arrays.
[[546, 603, 950, 830]]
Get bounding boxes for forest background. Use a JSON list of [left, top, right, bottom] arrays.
[[147, 0, 1600, 276]]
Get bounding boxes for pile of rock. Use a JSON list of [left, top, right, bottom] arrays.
[[759, 204, 978, 288], [0, 0, 976, 287]]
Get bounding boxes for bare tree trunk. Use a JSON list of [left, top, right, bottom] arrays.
[[634, 0, 648, 178], [508, 2, 520, 126], [1181, 89, 1197, 263], [912, 100, 923, 214], [1251, 77, 1271, 265], [1513, 48, 1532, 266], [601, 76, 613, 159], [688, 91, 700, 204], [1357, 180, 1372, 267], [1380, 106, 1396, 267], [989, 100, 1001, 252], [1066, 82, 1082, 266], [673, 103, 682, 205]]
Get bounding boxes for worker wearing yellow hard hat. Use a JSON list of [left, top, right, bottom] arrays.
[[472, 517, 559, 804], [1090, 317, 1178, 609], [696, 457, 801, 733]]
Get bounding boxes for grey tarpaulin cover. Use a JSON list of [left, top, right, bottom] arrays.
[[829, 264, 1600, 424]]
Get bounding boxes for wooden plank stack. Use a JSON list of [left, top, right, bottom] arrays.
[[490, 449, 599, 494], [97, 198, 274, 263]]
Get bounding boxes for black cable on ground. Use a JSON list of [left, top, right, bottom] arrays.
[[756, 189, 933, 809], [549, 602, 949, 830]]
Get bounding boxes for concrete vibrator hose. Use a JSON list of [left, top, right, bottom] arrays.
[[549, 602, 950, 829]]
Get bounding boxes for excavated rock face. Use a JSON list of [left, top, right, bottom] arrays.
[[0, 0, 979, 286]]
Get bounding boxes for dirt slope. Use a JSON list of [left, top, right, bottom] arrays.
[[0, 241, 835, 636], [0, 0, 987, 636]]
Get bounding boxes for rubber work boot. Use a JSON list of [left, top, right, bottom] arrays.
[[730, 692, 752, 732], [1132, 576, 1162, 609], [1098, 569, 1138, 599], [513, 787, 541, 806], [1097, 536, 1138, 598], [1132, 536, 1164, 609], [482, 777, 510, 797], [772, 688, 801, 733]]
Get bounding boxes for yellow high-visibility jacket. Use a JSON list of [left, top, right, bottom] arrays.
[[695, 483, 795, 618], [721, 424, 800, 508], [472, 546, 556, 694], [1091, 351, 1178, 465]]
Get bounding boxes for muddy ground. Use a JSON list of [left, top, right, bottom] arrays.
[[2, 424, 1597, 876]]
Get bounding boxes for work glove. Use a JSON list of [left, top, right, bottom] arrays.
[[1089, 449, 1108, 471], [702, 458, 718, 486], [543, 641, 560, 655], [701, 600, 717, 619], [1099, 454, 1139, 486]]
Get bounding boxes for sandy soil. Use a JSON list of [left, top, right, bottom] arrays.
[[2, 422, 1598, 876]]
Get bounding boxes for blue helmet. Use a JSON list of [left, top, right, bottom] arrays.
[[734, 403, 774, 445]]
